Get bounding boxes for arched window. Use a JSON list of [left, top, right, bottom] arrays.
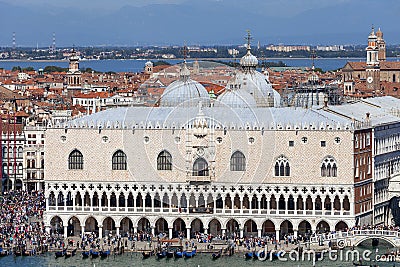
[[157, 150, 172, 170], [230, 151, 246, 171], [274, 155, 290, 176], [68, 149, 83, 170], [321, 156, 337, 177], [193, 157, 209, 176], [17, 146, 23, 158], [112, 150, 127, 170]]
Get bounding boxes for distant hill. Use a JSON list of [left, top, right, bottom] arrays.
[[0, 0, 400, 46]]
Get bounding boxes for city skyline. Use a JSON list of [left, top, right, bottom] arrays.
[[1, 0, 400, 47]]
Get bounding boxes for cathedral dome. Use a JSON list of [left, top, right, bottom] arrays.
[[217, 88, 257, 108], [240, 50, 258, 68], [159, 62, 210, 107]]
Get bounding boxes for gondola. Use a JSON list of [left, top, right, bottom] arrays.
[[156, 250, 167, 259], [244, 251, 254, 259], [65, 248, 77, 258], [100, 249, 110, 259], [0, 248, 10, 257], [81, 250, 90, 259], [212, 250, 221, 259], [142, 250, 154, 259], [166, 250, 174, 258], [183, 249, 196, 258], [55, 249, 66, 258], [90, 249, 99, 259], [23, 249, 33, 256], [174, 250, 184, 258], [254, 250, 265, 259]]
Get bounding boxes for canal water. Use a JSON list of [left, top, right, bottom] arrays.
[[1, 245, 399, 267]]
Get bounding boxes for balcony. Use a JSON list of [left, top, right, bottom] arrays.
[[186, 175, 212, 183]]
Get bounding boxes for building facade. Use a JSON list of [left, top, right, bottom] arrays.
[[42, 42, 400, 239]]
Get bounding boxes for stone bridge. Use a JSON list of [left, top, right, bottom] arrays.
[[310, 230, 400, 247]]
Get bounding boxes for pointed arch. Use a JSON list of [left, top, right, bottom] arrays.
[[321, 156, 337, 177], [274, 155, 290, 177]]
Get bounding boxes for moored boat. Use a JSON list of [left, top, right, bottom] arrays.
[[90, 249, 99, 258], [183, 249, 196, 258], [100, 249, 110, 259], [55, 249, 66, 258], [142, 250, 154, 259], [82, 250, 90, 259]]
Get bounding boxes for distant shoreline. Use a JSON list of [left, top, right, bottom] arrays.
[[0, 57, 367, 63]]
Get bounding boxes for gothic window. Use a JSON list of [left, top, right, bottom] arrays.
[[274, 155, 290, 176], [68, 149, 83, 170], [321, 156, 337, 177], [157, 150, 172, 170], [112, 150, 127, 170], [193, 157, 209, 176], [230, 151, 246, 171]]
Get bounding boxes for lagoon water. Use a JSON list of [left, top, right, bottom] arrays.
[[0, 246, 398, 267], [1, 57, 400, 73]]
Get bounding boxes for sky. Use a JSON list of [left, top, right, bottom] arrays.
[[1, 0, 399, 47]]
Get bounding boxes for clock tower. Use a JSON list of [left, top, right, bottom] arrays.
[[366, 27, 380, 91]]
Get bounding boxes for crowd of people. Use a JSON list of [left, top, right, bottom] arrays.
[[0, 190, 50, 253], [1, 189, 400, 255]]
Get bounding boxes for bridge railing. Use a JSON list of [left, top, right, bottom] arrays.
[[309, 230, 400, 243]]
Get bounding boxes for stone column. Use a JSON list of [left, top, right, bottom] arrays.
[[186, 228, 191, 239], [168, 228, 173, 239], [222, 228, 226, 237], [222, 197, 226, 213], [257, 198, 262, 214], [116, 227, 120, 237], [275, 229, 280, 241], [293, 229, 298, 238], [99, 226, 103, 238], [72, 194, 76, 211], [239, 228, 244, 238], [63, 225, 68, 238], [204, 228, 208, 235], [151, 226, 155, 237], [133, 226, 138, 234], [257, 228, 262, 238], [81, 225, 85, 237], [239, 197, 243, 214]]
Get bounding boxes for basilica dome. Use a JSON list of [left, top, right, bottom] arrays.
[[160, 62, 210, 107], [217, 87, 257, 108]]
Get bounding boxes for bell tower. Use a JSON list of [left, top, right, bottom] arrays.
[[376, 28, 386, 61], [366, 26, 380, 91], [66, 48, 82, 91]]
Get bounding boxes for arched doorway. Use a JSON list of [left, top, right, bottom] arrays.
[[155, 218, 168, 235], [67, 216, 80, 237], [244, 219, 257, 237], [120, 217, 133, 236], [191, 218, 204, 237], [15, 179, 22, 190], [138, 217, 151, 233], [50, 216, 64, 235], [262, 220, 275, 237], [173, 218, 186, 238], [226, 219, 239, 238], [209, 219, 222, 236], [335, 221, 348, 232], [85, 217, 99, 234], [2, 179, 12, 192], [103, 217, 116, 236], [298, 220, 312, 237], [316, 221, 330, 234], [280, 220, 293, 239]]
